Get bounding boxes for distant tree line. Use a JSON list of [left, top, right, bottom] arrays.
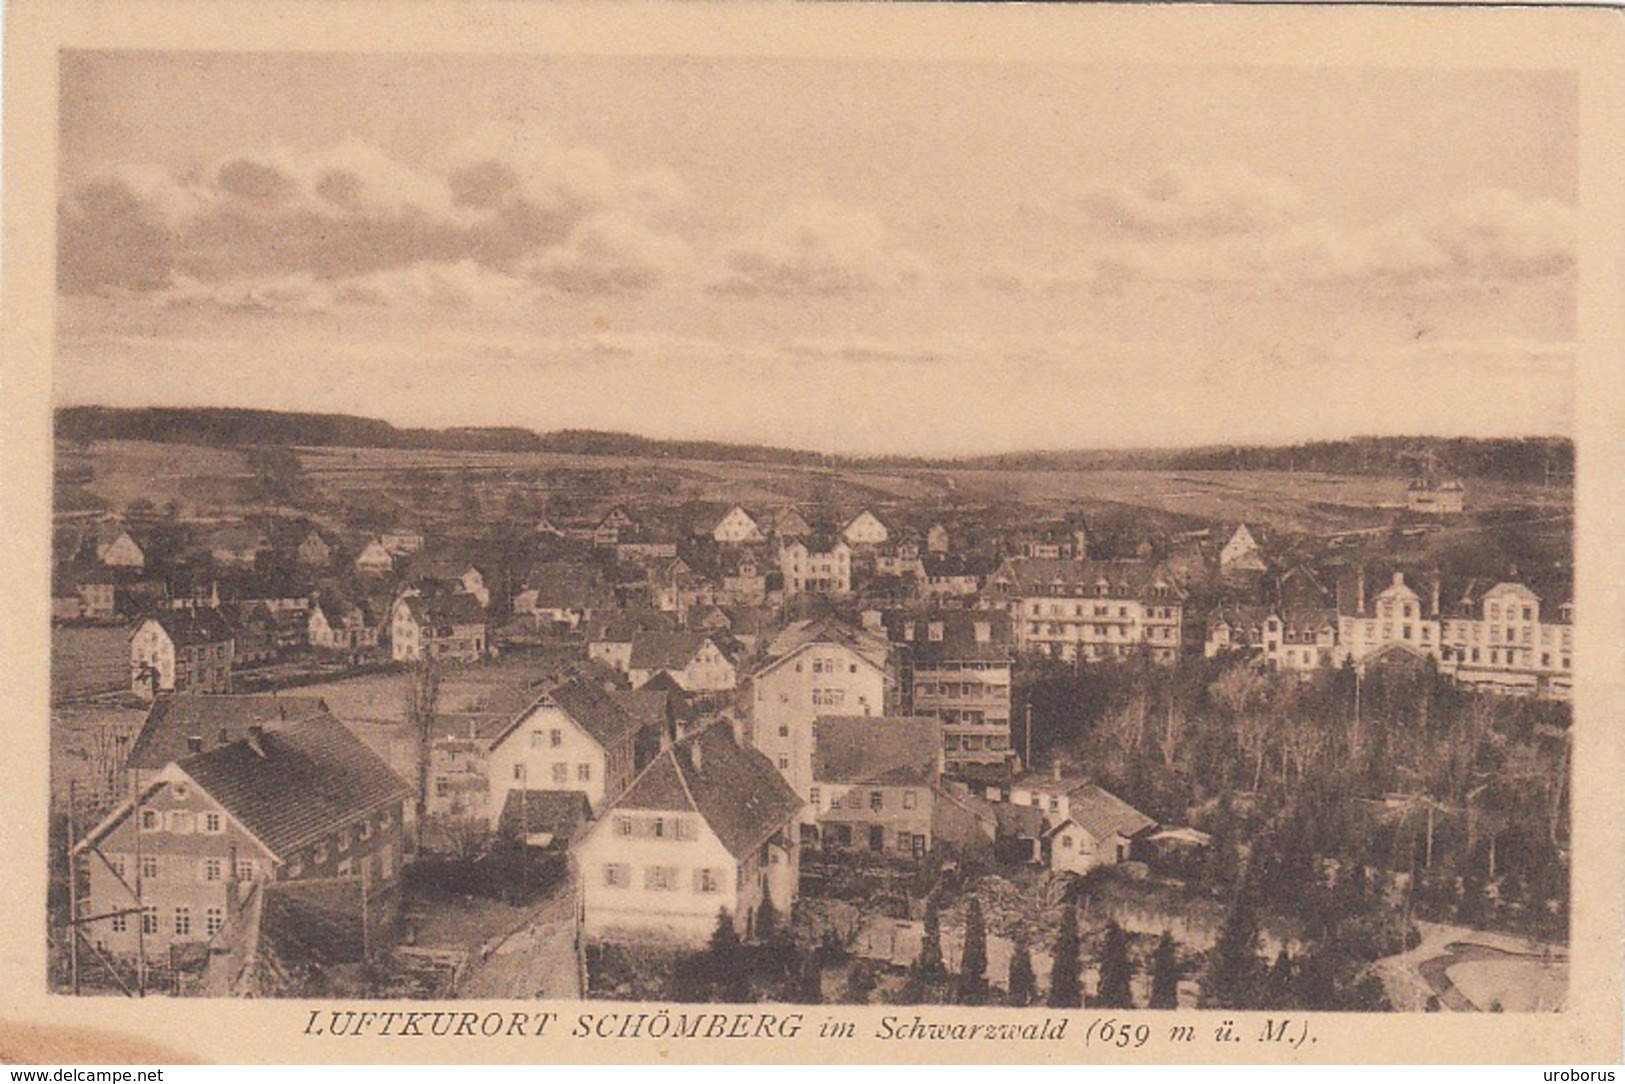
[[54, 407, 1572, 483]]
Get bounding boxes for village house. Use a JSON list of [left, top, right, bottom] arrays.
[[353, 538, 395, 576], [295, 529, 331, 567], [129, 609, 236, 699], [1218, 523, 1268, 576], [380, 527, 425, 556], [307, 597, 381, 654], [95, 524, 147, 571], [882, 609, 1014, 772], [204, 526, 271, 570], [748, 619, 897, 805], [648, 556, 707, 618], [222, 601, 279, 668], [575, 722, 802, 944], [809, 715, 941, 857], [1407, 478, 1467, 516], [985, 767, 1156, 875], [594, 506, 638, 547], [771, 506, 813, 542], [1334, 568, 1443, 669], [712, 505, 766, 545], [874, 535, 925, 580], [919, 554, 992, 603], [842, 509, 891, 548], [514, 561, 612, 629], [627, 631, 737, 693], [404, 555, 491, 608], [122, 693, 329, 779], [927, 524, 951, 555], [779, 538, 852, 597], [74, 565, 120, 620], [719, 553, 769, 606], [587, 610, 679, 674], [485, 677, 643, 823], [74, 710, 410, 964], [1205, 605, 1335, 673], [390, 593, 488, 663], [1011, 523, 1089, 562], [985, 557, 1185, 663]]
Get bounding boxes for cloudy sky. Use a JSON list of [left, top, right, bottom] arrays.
[[56, 52, 1577, 456]]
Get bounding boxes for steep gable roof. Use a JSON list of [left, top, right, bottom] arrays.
[[629, 631, 714, 672], [126, 694, 331, 772], [611, 723, 803, 860], [490, 675, 642, 753], [175, 713, 412, 859], [131, 607, 236, 647], [399, 592, 487, 627], [813, 716, 941, 786], [1061, 784, 1156, 843]]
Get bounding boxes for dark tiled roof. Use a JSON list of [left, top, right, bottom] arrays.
[[133, 607, 236, 647], [128, 695, 331, 770], [609, 689, 672, 731], [177, 713, 411, 859], [1063, 784, 1156, 843], [613, 724, 803, 860], [400, 592, 487, 627], [492, 676, 641, 752], [813, 716, 941, 786], [990, 558, 1185, 602], [883, 609, 1013, 663], [497, 789, 592, 843], [629, 631, 711, 671]]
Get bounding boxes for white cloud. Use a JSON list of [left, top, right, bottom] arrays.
[[708, 201, 931, 297]]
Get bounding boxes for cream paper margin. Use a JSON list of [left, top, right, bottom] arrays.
[[2, 1, 1622, 1065]]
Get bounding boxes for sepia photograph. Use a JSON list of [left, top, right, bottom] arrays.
[[6, 0, 1625, 1067]]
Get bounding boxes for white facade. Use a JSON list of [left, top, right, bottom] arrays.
[[712, 506, 765, 545], [485, 703, 633, 825], [751, 643, 886, 801], [842, 511, 890, 547], [779, 541, 852, 596], [98, 531, 146, 570], [354, 540, 394, 574], [629, 638, 738, 693], [1219, 524, 1266, 573]]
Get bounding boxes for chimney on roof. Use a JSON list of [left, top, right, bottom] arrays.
[[1356, 567, 1366, 614], [186, 735, 203, 755], [689, 738, 703, 773], [1430, 575, 1441, 617], [1051, 761, 1062, 782], [246, 725, 266, 758], [1392, 572, 1404, 588]]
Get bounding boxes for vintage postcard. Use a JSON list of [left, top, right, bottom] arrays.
[[2, 0, 1623, 1067]]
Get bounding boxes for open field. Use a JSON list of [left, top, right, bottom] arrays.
[[57, 439, 1572, 542]]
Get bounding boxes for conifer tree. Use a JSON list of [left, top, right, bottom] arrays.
[[1204, 892, 1264, 1009], [1046, 903, 1083, 1008], [1007, 936, 1037, 1007], [1095, 919, 1135, 1009], [1149, 931, 1180, 1009], [956, 898, 989, 1005], [916, 894, 947, 983]]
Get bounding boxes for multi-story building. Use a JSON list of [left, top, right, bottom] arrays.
[[882, 609, 1013, 770], [842, 510, 890, 548], [389, 593, 487, 663], [74, 711, 410, 963], [809, 715, 941, 857], [129, 610, 236, 699], [779, 539, 852, 597], [747, 620, 897, 806], [1334, 568, 1573, 700], [984, 558, 1185, 664], [1438, 581, 1573, 699], [484, 677, 643, 823], [575, 722, 802, 944], [1407, 478, 1466, 515]]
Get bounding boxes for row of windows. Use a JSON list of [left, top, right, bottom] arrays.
[[808, 787, 919, 812], [511, 761, 593, 784], [108, 854, 257, 883], [914, 681, 1009, 699], [612, 813, 696, 841], [139, 809, 224, 835], [943, 733, 1010, 753], [601, 863, 724, 893], [111, 905, 225, 938]]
